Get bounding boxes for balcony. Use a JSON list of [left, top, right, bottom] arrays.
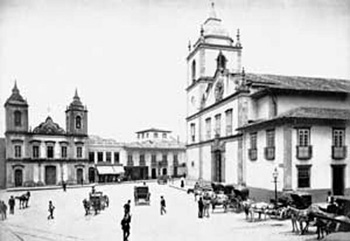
[[332, 146, 347, 160], [264, 147, 275, 160], [248, 148, 257, 161], [296, 146, 312, 160]]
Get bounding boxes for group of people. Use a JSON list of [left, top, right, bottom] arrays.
[[0, 196, 18, 221]]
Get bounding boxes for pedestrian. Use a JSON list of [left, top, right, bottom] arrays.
[[121, 212, 131, 241], [326, 191, 332, 203], [8, 196, 15, 215], [62, 181, 67, 192], [180, 176, 185, 188], [124, 200, 131, 214], [47, 200, 55, 220], [0, 201, 4, 220], [2, 201, 7, 220], [198, 196, 204, 218], [160, 196, 166, 215], [83, 199, 89, 216]]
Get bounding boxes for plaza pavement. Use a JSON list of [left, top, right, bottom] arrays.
[[0, 181, 324, 241]]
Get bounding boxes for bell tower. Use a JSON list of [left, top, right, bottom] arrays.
[[186, 2, 242, 117], [65, 89, 88, 136], [4, 82, 29, 133]]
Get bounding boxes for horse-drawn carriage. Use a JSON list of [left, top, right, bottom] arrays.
[[134, 185, 151, 205], [88, 191, 109, 215]]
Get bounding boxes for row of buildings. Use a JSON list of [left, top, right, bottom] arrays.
[[0, 85, 185, 189], [185, 4, 350, 199]]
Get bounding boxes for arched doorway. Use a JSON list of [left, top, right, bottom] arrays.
[[14, 169, 23, 187], [45, 166, 57, 185], [88, 167, 95, 183], [77, 168, 83, 184]]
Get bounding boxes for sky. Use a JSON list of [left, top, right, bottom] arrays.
[[0, 0, 349, 142]]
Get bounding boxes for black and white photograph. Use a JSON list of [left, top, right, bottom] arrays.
[[0, 0, 350, 240]]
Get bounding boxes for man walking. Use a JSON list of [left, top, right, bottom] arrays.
[[47, 200, 55, 220], [198, 197, 204, 218], [123, 200, 131, 214], [160, 196, 166, 215], [121, 212, 131, 241], [8, 196, 15, 215]]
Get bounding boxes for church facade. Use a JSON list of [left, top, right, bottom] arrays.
[[4, 83, 93, 188], [186, 4, 350, 199]]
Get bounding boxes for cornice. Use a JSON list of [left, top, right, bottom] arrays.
[[187, 42, 242, 61]]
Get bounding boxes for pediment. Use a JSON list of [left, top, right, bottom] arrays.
[[33, 116, 65, 135]]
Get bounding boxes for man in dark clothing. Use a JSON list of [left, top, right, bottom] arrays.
[[123, 200, 131, 214], [160, 196, 166, 215], [47, 200, 55, 220], [121, 212, 131, 241], [62, 181, 67, 192], [198, 197, 204, 218], [8, 196, 15, 215]]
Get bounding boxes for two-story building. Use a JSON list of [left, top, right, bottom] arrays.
[[4, 83, 92, 187], [186, 4, 350, 199]]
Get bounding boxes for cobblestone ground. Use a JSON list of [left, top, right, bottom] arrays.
[[0, 181, 322, 241]]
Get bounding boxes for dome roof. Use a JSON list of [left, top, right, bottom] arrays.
[[33, 116, 65, 134], [5, 82, 28, 107], [202, 3, 230, 38]]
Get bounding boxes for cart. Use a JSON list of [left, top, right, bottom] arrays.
[[134, 185, 151, 205]]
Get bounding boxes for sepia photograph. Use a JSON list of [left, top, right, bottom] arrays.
[[0, 0, 350, 240]]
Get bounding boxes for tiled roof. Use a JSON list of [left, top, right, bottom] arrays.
[[136, 128, 171, 134], [125, 139, 185, 150], [238, 107, 350, 130], [246, 73, 350, 93], [279, 107, 350, 120], [87, 135, 124, 146]]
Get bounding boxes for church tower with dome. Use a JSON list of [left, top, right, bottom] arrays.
[[66, 89, 88, 136]]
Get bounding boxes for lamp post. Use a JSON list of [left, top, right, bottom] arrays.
[[272, 168, 278, 205]]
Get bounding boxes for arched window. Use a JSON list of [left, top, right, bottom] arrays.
[[76, 116, 81, 129], [14, 111, 22, 127], [217, 52, 227, 70], [191, 60, 196, 83]]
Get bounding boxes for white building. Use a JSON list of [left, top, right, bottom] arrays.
[[186, 4, 350, 200]]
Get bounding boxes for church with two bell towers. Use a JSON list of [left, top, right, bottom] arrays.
[[4, 83, 93, 188]]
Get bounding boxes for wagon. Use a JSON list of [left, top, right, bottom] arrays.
[[134, 185, 151, 205], [289, 191, 312, 209], [157, 175, 168, 185], [89, 191, 109, 214]]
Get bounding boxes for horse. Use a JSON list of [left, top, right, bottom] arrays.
[[202, 191, 213, 217], [82, 199, 91, 216], [246, 201, 270, 222], [15, 191, 30, 209], [211, 192, 229, 212]]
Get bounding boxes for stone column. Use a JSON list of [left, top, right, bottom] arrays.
[[237, 136, 244, 185]]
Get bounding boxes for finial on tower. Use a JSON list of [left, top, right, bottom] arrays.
[[74, 88, 79, 100], [236, 29, 242, 47], [188, 40, 191, 51], [200, 25, 204, 36], [12, 80, 19, 94], [209, 1, 217, 19]]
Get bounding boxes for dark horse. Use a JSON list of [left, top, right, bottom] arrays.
[[16, 191, 31, 209]]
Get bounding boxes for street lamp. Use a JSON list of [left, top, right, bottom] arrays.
[[272, 168, 278, 206]]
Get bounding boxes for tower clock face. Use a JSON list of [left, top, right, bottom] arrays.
[[215, 81, 224, 101]]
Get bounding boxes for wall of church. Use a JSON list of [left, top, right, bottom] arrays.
[[0, 139, 6, 189], [277, 94, 350, 115], [224, 140, 238, 184], [201, 144, 212, 181], [186, 146, 200, 180]]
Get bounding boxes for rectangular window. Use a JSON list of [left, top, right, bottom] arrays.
[[61, 146, 67, 158], [114, 152, 120, 164], [173, 154, 179, 166], [47, 146, 54, 158], [250, 132, 257, 149], [14, 145, 22, 158], [154, 133, 158, 138], [140, 154, 145, 166], [297, 128, 310, 146], [162, 154, 168, 166], [127, 154, 133, 166], [333, 128, 345, 147], [297, 166, 311, 188], [266, 129, 275, 147], [215, 114, 221, 137], [190, 123, 196, 142], [32, 145, 39, 158], [162, 133, 167, 139], [225, 109, 233, 136], [97, 152, 103, 162], [77, 146, 82, 158], [89, 152, 95, 162], [151, 154, 157, 166], [205, 118, 211, 140], [106, 152, 111, 163]]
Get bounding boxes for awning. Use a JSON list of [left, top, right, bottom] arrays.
[[96, 166, 124, 175]]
